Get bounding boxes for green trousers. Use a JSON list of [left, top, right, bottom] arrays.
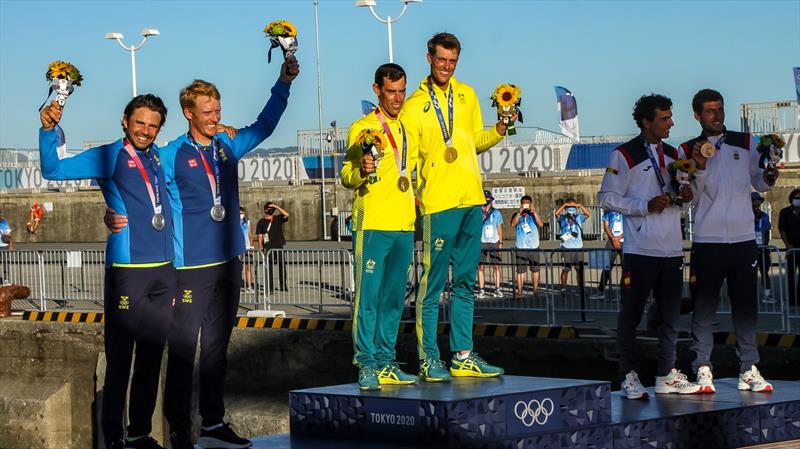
[[415, 206, 482, 361], [352, 230, 413, 367]]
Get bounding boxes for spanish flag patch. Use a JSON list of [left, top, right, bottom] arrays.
[[606, 167, 618, 175], [623, 272, 631, 289]]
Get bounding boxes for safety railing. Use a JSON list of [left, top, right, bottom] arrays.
[[3, 246, 798, 331]]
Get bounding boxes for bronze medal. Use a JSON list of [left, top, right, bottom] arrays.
[[397, 177, 409, 192], [444, 146, 458, 163], [699, 142, 716, 158]]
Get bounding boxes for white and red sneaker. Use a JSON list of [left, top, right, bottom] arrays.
[[696, 366, 716, 393], [621, 370, 649, 400], [738, 365, 773, 392], [655, 369, 703, 394]]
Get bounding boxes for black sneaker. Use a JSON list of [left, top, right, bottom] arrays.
[[169, 431, 195, 449], [197, 423, 252, 448], [125, 435, 166, 449]]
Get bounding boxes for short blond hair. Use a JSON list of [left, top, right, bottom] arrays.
[[179, 79, 220, 110]]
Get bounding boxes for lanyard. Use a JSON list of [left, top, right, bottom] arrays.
[[374, 108, 407, 177], [644, 141, 668, 192], [483, 207, 494, 224], [122, 140, 161, 215], [711, 133, 727, 150], [187, 133, 222, 207], [426, 80, 453, 146]]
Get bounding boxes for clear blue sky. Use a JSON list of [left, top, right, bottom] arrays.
[[1, 0, 798, 150]]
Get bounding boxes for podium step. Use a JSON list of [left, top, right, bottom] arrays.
[[289, 375, 611, 447]]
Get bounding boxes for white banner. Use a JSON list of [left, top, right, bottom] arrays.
[[478, 144, 568, 174], [490, 186, 526, 209], [237, 155, 309, 183], [0, 167, 90, 190], [777, 132, 800, 164]]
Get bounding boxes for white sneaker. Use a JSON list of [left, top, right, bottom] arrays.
[[621, 370, 649, 400], [738, 365, 773, 392], [589, 290, 605, 300], [493, 290, 503, 298], [477, 289, 485, 299], [762, 289, 776, 304], [655, 369, 703, 395], [696, 365, 716, 393]]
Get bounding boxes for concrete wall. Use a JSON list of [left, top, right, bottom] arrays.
[[3, 170, 800, 243]]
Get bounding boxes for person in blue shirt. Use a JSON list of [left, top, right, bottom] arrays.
[[752, 192, 774, 304], [554, 198, 591, 291], [592, 210, 624, 300], [510, 195, 543, 297], [0, 211, 13, 285], [240, 205, 254, 292], [107, 59, 299, 449], [477, 190, 504, 299], [40, 95, 175, 449]]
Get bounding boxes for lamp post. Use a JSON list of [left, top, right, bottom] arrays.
[[314, 0, 330, 240], [354, 0, 422, 63], [104, 28, 160, 97]]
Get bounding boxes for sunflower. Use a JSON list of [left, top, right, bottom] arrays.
[[769, 133, 785, 149], [669, 159, 695, 175], [492, 83, 521, 107], [279, 20, 297, 37], [264, 19, 296, 37], [46, 60, 83, 86], [356, 129, 385, 151]]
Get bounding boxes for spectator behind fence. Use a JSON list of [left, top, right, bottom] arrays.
[[478, 190, 503, 299], [26, 202, 43, 235], [779, 188, 800, 308], [752, 192, 774, 304], [510, 194, 543, 297], [0, 210, 12, 286], [240, 206, 254, 292], [591, 209, 624, 300], [256, 201, 289, 292], [553, 198, 590, 292]]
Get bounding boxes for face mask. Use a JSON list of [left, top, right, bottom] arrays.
[[792, 199, 800, 208], [522, 204, 530, 210], [566, 207, 577, 214]]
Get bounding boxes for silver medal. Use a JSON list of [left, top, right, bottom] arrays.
[[151, 213, 165, 231], [210, 204, 226, 222]]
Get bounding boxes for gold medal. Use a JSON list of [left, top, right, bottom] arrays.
[[444, 146, 458, 163], [699, 142, 716, 158], [397, 177, 410, 192]]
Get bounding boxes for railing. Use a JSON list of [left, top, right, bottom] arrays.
[[740, 100, 799, 133], [3, 246, 798, 331]]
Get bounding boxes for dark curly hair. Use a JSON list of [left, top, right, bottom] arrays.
[[122, 94, 167, 131], [632, 94, 672, 129], [692, 89, 724, 114]]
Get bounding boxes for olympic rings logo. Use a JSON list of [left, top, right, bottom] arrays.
[[513, 398, 555, 427]]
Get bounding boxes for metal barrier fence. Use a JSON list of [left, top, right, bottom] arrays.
[[3, 246, 798, 331]]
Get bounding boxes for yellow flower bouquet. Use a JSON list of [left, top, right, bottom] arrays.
[[490, 83, 523, 135], [355, 129, 385, 184], [39, 60, 83, 111], [263, 19, 298, 64], [668, 159, 695, 186], [757, 133, 785, 173]]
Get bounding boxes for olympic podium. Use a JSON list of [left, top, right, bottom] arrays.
[[258, 375, 800, 449]]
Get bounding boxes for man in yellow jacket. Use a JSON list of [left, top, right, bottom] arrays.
[[403, 32, 512, 382], [341, 63, 418, 390]]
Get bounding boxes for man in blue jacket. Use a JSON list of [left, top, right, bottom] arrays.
[[40, 94, 175, 449]]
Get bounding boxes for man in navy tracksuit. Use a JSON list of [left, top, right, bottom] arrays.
[[110, 59, 299, 448], [40, 95, 175, 449]]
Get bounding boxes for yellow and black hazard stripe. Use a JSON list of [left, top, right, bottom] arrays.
[[713, 332, 800, 348], [23, 310, 104, 324], [234, 317, 352, 331]]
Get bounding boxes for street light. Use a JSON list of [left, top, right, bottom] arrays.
[[104, 28, 160, 97], [355, 0, 422, 63]]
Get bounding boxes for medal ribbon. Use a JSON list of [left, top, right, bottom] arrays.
[[188, 134, 222, 207], [374, 108, 407, 177], [122, 140, 161, 215], [426, 80, 453, 147], [644, 140, 668, 192]]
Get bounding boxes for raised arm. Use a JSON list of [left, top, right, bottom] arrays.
[[39, 101, 111, 180]]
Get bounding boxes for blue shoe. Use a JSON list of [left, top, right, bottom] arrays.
[[358, 365, 381, 390], [377, 363, 418, 385]]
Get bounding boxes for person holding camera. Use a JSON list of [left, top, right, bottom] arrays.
[[477, 190, 504, 299], [510, 195, 543, 297], [256, 202, 289, 292], [554, 198, 590, 291]]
